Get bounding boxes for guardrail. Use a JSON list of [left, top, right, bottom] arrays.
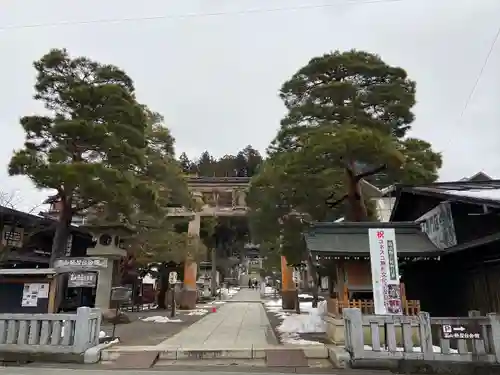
[[344, 308, 500, 364], [0, 307, 101, 354]]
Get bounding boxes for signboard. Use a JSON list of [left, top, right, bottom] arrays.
[[2, 225, 24, 248], [292, 270, 300, 283], [168, 271, 178, 284], [441, 324, 481, 340], [68, 272, 97, 288], [54, 257, 108, 273], [368, 228, 402, 315], [21, 283, 49, 307], [110, 286, 132, 302], [417, 202, 457, 250]]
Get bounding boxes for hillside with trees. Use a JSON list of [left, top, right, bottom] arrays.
[[178, 145, 263, 178]]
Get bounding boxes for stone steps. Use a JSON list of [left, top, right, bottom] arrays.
[[100, 345, 334, 368], [154, 357, 333, 369]]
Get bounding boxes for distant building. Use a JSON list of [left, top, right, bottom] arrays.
[[460, 171, 493, 182], [39, 195, 89, 226]]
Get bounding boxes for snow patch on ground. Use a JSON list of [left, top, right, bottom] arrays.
[[187, 309, 209, 316], [364, 345, 458, 354], [264, 286, 280, 295], [294, 293, 325, 300], [140, 315, 183, 323], [281, 332, 322, 345], [264, 299, 282, 307], [265, 298, 328, 344], [216, 287, 240, 300], [277, 300, 327, 334], [264, 299, 291, 319]]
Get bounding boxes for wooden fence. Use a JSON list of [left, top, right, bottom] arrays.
[[328, 298, 420, 317], [343, 308, 500, 363], [0, 307, 101, 354]]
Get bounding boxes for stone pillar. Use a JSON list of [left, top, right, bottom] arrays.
[[234, 190, 246, 207], [180, 214, 200, 309], [239, 191, 246, 207], [94, 260, 115, 310], [188, 213, 201, 236], [281, 256, 297, 310]]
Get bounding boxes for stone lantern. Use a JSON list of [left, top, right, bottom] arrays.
[[82, 224, 134, 310]]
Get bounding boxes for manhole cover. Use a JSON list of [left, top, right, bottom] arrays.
[[266, 349, 308, 367]]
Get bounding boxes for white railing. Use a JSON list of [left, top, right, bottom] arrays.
[[344, 308, 500, 364], [0, 307, 101, 354]]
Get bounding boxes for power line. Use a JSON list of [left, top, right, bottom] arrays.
[[0, 0, 408, 31], [459, 23, 500, 120]]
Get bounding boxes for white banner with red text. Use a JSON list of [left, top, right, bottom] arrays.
[[368, 228, 403, 315]]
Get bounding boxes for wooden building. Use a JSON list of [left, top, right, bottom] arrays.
[[390, 179, 500, 316], [304, 221, 439, 315], [0, 205, 92, 313]]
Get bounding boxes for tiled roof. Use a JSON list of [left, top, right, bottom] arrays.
[[304, 221, 440, 256]]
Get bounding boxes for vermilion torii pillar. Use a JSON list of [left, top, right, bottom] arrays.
[[180, 213, 200, 309], [281, 256, 297, 310]]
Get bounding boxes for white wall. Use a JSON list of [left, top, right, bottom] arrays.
[[372, 197, 396, 222]]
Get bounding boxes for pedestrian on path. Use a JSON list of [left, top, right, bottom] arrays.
[[248, 279, 252, 289]]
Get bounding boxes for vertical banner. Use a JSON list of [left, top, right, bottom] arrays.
[[368, 228, 403, 315]]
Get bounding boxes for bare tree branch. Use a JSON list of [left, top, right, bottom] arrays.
[[0, 190, 45, 214], [326, 193, 348, 208]]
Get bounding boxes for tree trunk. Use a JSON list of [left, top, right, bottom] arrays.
[[51, 199, 73, 312], [345, 161, 368, 221], [307, 252, 319, 308], [50, 202, 73, 264]]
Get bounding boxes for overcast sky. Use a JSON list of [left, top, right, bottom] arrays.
[[1, 0, 499, 212]]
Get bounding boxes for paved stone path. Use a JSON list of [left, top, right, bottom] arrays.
[[230, 287, 264, 302], [157, 289, 275, 349]]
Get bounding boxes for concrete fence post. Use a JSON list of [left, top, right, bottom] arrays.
[[418, 311, 434, 360], [343, 308, 363, 359], [93, 308, 102, 346], [468, 310, 484, 355], [73, 307, 92, 353], [488, 313, 500, 363]]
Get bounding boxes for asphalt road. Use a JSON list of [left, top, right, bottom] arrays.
[[0, 368, 392, 375]]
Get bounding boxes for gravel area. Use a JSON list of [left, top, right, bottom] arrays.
[[100, 308, 210, 346]]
